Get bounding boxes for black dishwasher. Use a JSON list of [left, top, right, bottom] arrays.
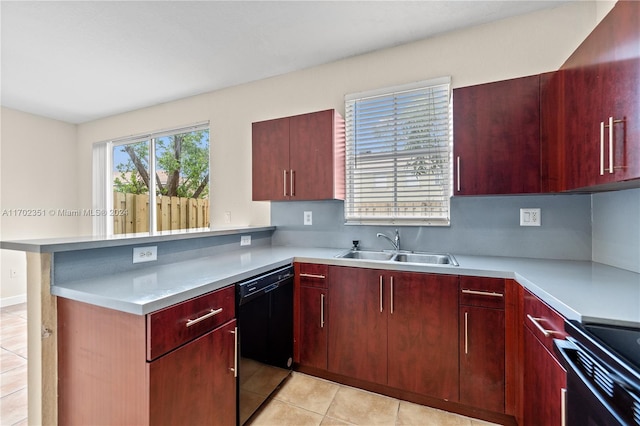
[[236, 265, 294, 425]]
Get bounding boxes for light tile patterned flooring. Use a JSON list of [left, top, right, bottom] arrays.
[[0, 302, 498, 426], [0, 303, 28, 426], [248, 372, 500, 426]]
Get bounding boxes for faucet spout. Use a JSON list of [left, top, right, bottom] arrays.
[[376, 229, 400, 252]]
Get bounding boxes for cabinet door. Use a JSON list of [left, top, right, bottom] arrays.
[[299, 286, 328, 370], [563, 46, 603, 189], [387, 272, 459, 400], [599, 0, 640, 184], [523, 327, 566, 426], [252, 117, 290, 201], [149, 320, 237, 426], [289, 109, 340, 200], [453, 75, 541, 195], [562, 1, 640, 189], [459, 306, 505, 413], [327, 266, 387, 384]]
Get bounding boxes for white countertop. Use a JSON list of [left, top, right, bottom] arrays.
[[50, 245, 640, 326]]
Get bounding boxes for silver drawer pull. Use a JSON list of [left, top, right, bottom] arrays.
[[300, 273, 326, 279], [186, 308, 223, 327], [230, 327, 238, 377], [461, 289, 504, 298], [527, 314, 558, 337]]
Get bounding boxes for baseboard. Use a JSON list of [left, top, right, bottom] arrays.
[[1, 293, 27, 307]]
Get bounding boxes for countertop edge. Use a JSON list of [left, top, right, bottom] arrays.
[[0, 226, 276, 253]]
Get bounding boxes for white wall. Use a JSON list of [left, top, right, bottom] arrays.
[[0, 108, 79, 305], [75, 1, 605, 235], [0, 1, 616, 303]]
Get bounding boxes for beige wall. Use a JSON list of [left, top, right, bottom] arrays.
[[0, 108, 79, 304], [75, 1, 607, 235], [0, 1, 615, 303]]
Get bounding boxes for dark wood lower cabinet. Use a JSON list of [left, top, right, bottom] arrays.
[[326, 266, 459, 400], [459, 305, 505, 412], [149, 320, 237, 426], [523, 327, 567, 425], [327, 266, 387, 384], [296, 265, 522, 425], [387, 272, 459, 401], [58, 294, 237, 426], [299, 286, 328, 370]]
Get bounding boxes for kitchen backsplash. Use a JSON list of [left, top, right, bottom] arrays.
[[272, 189, 640, 272], [592, 188, 640, 273], [271, 193, 593, 261]]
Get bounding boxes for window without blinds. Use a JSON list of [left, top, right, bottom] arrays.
[[344, 77, 452, 225]]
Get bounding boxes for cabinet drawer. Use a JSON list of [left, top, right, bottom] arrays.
[[147, 285, 235, 360], [296, 263, 329, 288], [523, 289, 567, 353], [460, 277, 505, 309]]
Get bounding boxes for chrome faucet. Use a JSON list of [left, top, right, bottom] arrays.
[[376, 229, 400, 252]]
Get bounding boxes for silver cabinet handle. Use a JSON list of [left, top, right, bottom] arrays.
[[379, 276, 383, 313], [461, 289, 504, 298], [390, 276, 394, 314], [561, 388, 567, 426], [456, 156, 461, 192], [300, 273, 325, 279], [600, 121, 605, 175], [464, 311, 469, 355], [609, 116, 614, 174], [602, 117, 625, 175], [320, 293, 325, 328], [283, 170, 288, 196], [186, 308, 223, 327], [290, 169, 295, 196], [229, 327, 238, 377], [526, 314, 558, 337]]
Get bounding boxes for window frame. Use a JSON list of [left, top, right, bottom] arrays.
[[92, 122, 210, 237], [344, 77, 453, 226]]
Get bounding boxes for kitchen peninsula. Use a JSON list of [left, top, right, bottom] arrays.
[[3, 227, 639, 425]]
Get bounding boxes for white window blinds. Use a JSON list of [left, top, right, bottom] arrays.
[[344, 77, 452, 225]]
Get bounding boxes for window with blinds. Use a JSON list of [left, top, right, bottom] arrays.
[[344, 77, 452, 226]]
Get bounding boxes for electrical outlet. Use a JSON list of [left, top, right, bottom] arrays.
[[224, 211, 231, 224], [241, 235, 251, 246], [520, 208, 541, 226], [304, 211, 313, 226], [133, 246, 158, 263]]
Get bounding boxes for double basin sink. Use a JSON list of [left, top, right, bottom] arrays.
[[336, 250, 459, 266]]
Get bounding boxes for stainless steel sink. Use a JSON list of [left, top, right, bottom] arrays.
[[336, 250, 458, 266], [393, 252, 459, 266], [337, 250, 395, 261]]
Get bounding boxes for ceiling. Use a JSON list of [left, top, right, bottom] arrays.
[[1, 1, 569, 124]]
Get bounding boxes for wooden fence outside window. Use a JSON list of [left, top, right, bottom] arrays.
[[113, 192, 209, 234]]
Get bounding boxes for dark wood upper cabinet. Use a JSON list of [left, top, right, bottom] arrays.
[[252, 109, 345, 201], [453, 75, 541, 195], [560, 0, 640, 190]]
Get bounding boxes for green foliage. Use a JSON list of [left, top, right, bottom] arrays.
[[113, 130, 209, 199]]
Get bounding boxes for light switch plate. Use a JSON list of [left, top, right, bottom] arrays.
[[520, 208, 541, 226]]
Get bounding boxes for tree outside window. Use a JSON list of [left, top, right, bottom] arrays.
[[111, 128, 210, 234]]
